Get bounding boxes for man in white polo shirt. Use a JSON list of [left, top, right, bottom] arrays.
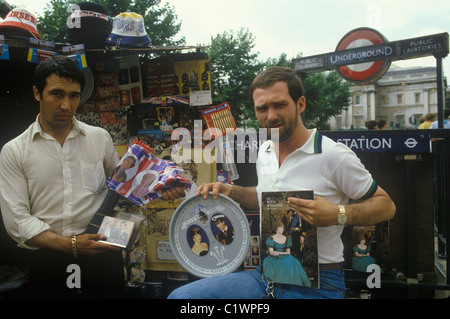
[[167, 66, 395, 299]]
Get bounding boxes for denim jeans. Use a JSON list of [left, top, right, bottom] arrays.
[[167, 267, 346, 299]]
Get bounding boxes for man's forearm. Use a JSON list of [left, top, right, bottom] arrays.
[[346, 187, 396, 226], [231, 185, 259, 211], [25, 230, 72, 253]]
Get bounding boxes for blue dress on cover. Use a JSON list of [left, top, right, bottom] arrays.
[[262, 236, 311, 287], [352, 245, 376, 272]]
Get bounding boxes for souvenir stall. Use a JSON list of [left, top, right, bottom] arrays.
[[0, 3, 256, 298]]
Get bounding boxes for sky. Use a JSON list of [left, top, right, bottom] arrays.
[[4, 0, 450, 77]]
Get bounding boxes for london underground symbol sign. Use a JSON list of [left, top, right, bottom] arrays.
[[293, 28, 448, 84], [332, 28, 392, 83]]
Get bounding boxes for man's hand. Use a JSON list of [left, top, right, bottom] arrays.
[[288, 186, 396, 227], [161, 186, 186, 201], [196, 183, 260, 211], [25, 230, 120, 256], [75, 233, 120, 255], [196, 182, 232, 200], [287, 196, 338, 227]]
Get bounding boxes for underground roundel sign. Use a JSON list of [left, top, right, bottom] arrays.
[[335, 27, 391, 84]]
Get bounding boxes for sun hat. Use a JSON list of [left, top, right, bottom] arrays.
[[106, 12, 151, 48], [0, 8, 41, 39]]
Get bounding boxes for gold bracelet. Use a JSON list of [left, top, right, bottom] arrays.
[[229, 184, 234, 199], [71, 235, 78, 258]]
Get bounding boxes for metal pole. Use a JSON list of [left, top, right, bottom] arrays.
[[433, 53, 449, 285], [434, 54, 445, 128], [406, 159, 418, 298]]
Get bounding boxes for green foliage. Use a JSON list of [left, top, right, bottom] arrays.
[[39, 0, 70, 42], [303, 72, 351, 130], [37, 0, 183, 45], [204, 28, 265, 128]]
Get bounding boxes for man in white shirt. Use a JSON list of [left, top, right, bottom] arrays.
[[0, 56, 123, 298], [167, 67, 396, 299]]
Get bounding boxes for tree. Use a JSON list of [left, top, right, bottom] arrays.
[[204, 28, 265, 128], [302, 72, 351, 130], [264, 52, 297, 68], [37, 0, 184, 45]]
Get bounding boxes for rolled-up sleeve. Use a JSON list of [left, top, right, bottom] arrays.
[[102, 130, 120, 178], [0, 142, 51, 249]]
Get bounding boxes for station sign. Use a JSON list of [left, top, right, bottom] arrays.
[[324, 132, 431, 154], [229, 131, 431, 155]]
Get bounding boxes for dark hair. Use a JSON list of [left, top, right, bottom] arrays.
[[377, 119, 387, 129], [34, 56, 85, 94], [445, 109, 450, 119], [250, 67, 304, 105], [190, 227, 202, 240], [366, 120, 378, 130]]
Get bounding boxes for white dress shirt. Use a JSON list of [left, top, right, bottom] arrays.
[[256, 128, 377, 264], [0, 116, 119, 249]]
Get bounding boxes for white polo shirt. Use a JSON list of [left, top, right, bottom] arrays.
[[256, 128, 377, 264], [0, 116, 119, 249]]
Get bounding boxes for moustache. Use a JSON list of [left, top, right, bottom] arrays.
[[265, 120, 284, 128]]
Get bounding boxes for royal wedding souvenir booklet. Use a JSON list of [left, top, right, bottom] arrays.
[[97, 212, 144, 249], [261, 191, 319, 288]]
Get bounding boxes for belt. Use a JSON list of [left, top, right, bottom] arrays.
[[319, 262, 342, 270]]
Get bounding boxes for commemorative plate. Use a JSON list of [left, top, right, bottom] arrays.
[[169, 193, 250, 278]]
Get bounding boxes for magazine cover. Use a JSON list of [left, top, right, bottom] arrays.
[[341, 222, 389, 273], [261, 191, 319, 288]]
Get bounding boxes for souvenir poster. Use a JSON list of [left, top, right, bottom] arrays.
[[244, 211, 261, 270], [105, 139, 191, 206], [261, 191, 319, 288], [155, 106, 175, 130], [174, 58, 211, 95]]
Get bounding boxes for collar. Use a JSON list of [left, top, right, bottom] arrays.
[[265, 128, 323, 155], [311, 129, 323, 154], [32, 114, 86, 140], [297, 128, 322, 154]]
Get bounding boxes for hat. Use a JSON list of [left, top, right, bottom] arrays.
[[0, 8, 41, 39], [106, 12, 151, 48], [67, 2, 111, 50]]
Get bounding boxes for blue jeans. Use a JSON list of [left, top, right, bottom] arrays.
[[167, 267, 346, 299]]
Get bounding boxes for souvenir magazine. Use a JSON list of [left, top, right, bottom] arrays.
[[260, 191, 319, 288], [97, 212, 144, 249]]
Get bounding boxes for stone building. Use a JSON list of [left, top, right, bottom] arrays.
[[330, 65, 447, 130]]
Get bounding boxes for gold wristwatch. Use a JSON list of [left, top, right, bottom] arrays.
[[337, 204, 347, 226]]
